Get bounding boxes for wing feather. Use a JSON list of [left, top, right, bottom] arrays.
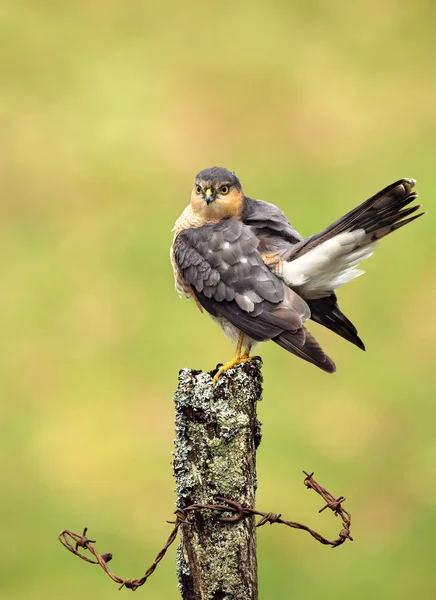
[[173, 218, 334, 372]]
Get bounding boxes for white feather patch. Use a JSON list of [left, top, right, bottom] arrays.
[[235, 294, 255, 312], [282, 230, 378, 299]]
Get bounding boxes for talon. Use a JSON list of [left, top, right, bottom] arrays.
[[240, 350, 261, 364], [213, 332, 252, 386], [213, 357, 243, 385]]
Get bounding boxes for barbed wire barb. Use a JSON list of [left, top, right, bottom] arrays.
[[58, 472, 352, 591]]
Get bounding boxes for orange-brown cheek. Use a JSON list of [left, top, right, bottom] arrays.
[[190, 192, 204, 215], [190, 188, 244, 221], [215, 190, 243, 219]]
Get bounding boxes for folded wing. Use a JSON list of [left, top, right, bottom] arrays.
[[173, 218, 335, 373]]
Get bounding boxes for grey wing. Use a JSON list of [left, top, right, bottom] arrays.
[[242, 196, 303, 255], [173, 218, 335, 373]]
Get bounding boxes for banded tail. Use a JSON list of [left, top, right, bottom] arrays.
[[276, 178, 423, 356], [281, 178, 423, 300]]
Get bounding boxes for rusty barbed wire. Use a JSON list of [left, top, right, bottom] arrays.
[[58, 471, 352, 592]]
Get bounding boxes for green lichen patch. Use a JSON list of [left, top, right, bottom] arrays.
[[173, 362, 262, 599]]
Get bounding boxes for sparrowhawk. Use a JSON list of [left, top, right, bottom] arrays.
[[171, 167, 423, 383]]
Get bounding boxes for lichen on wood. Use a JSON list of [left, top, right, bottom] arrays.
[[173, 360, 263, 600]]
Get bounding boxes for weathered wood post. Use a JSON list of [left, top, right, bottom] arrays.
[[173, 360, 263, 600]]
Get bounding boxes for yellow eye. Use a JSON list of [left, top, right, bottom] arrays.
[[195, 185, 202, 194], [220, 185, 229, 195]]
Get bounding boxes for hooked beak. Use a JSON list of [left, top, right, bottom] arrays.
[[204, 188, 215, 205]]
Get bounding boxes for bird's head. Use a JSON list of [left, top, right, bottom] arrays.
[[190, 166, 244, 220]]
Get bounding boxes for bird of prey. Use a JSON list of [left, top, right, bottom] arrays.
[[171, 167, 423, 383]]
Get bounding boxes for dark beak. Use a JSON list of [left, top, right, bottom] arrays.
[[205, 190, 215, 205]]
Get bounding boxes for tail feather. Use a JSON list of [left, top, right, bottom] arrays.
[[307, 293, 365, 350], [367, 209, 423, 241], [273, 327, 336, 373], [280, 178, 424, 299], [293, 178, 423, 257]]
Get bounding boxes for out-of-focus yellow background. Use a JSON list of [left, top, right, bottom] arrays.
[[2, 1, 435, 598]]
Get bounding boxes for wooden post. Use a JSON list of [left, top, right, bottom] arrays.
[[173, 361, 263, 600]]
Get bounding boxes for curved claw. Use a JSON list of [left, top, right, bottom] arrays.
[[212, 355, 254, 386], [213, 333, 257, 386]]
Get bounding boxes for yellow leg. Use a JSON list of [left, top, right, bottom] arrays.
[[241, 340, 255, 361], [213, 334, 253, 385]]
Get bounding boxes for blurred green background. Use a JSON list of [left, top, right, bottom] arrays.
[[1, 0, 435, 598]]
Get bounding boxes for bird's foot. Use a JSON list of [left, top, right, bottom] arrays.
[[212, 354, 254, 386], [241, 351, 262, 363]]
